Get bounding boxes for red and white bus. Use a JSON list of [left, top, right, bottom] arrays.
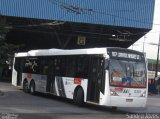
[[12, 47, 148, 108]]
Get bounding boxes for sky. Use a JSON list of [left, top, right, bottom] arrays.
[[128, 0, 160, 60]]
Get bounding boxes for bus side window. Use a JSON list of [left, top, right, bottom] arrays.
[[104, 59, 109, 70], [23, 59, 31, 73], [43, 66, 48, 74], [60, 56, 67, 76], [76, 55, 89, 78], [41, 58, 48, 75], [23, 58, 40, 74], [54, 57, 66, 76], [65, 56, 76, 77]]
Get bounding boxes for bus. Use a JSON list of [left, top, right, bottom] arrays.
[[12, 47, 148, 108]]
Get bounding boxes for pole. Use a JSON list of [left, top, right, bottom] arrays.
[[155, 33, 160, 78], [143, 35, 146, 53]]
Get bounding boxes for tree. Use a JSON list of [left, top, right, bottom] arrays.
[[0, 16, 8, 80], [0, 16, 11, 68], [0, 16, 9, 41], [0, 16, 24, 81]]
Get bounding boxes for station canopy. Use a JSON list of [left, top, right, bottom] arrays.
[[0, 0, 155, 51]]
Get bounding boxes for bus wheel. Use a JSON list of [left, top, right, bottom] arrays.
[[30, 81, 35, 94], [74, 87, 84, 106], [23, 80, 29, 93]]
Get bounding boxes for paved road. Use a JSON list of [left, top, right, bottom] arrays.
[[0, 82, 160, 119]]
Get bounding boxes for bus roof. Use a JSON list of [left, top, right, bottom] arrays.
[[14, 47, 144, 57], [15, 48, 107, 57], [15, 52, 28, 57], [28, 48, 107, 56]]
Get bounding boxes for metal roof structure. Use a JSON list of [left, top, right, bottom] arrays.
[[1, 0, 155, 29], [0, 0, 155, 50]]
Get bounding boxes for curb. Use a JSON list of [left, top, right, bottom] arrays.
[[148, 94, 160, 98]]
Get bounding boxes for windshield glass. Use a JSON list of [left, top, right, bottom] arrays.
[[109, 59, 146, 88]]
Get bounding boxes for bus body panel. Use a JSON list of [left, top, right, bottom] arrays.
[[22, 73, 47, 93], [12, 58, 18, 86], [109, 96, 146, 107], [12, 68, 18, 86], [12, 47, 148, 108], [99, 69, 147, 107], [55, 77, 88, 101], [22, 73, 88, 102], [109, 87, 147, 107], [99, 70, 110, 105]]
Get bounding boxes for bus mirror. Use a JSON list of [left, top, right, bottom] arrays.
[[104, 59, 109, 69]]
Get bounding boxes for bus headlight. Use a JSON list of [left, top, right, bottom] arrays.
[[140, 91, 146, 97], [110, 89, 119, 96]]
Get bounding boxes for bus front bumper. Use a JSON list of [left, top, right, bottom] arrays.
[[108, 96, 147, 107]]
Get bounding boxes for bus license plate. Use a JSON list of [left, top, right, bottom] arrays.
[[126, 99, 133, 102]]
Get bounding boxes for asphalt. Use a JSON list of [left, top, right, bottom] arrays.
[[0, 90, 4, 96]]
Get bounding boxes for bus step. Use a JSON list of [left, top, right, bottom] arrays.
[[86, 101, 99, 105]]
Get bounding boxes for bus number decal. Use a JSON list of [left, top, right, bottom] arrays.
[[74, 78, 81, 85], [134, 90, 141, 93]]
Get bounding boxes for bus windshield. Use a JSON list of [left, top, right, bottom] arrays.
[[109, 59, 147, 88]]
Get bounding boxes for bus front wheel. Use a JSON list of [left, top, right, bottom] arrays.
[[74, 87, 84, 106]]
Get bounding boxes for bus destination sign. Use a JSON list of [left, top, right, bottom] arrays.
[[111, 52, 140, 60], [107, 48, 144, 61]]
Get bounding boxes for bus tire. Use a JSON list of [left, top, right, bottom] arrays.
[[30, 81, 35, 94], [23, 80, 29, 93], [74, 87, 84, 106]]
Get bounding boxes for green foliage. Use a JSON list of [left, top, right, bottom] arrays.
[[0, 16, 24, 67], [0, 16, 9, 41], [147, 59, 160, 65], [0, 16, 8, 66], [0, 43, 24, 67]]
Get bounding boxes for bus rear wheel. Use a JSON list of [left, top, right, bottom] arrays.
[[30, 81, 35, 94], [74, 87, 84, 106]]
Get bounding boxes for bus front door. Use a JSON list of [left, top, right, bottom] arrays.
[[87, 56, 102, 103]]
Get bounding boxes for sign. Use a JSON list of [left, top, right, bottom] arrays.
[[111, 51, 140, 60], [77, 36, 86, 45], [107, 48, 145, 61], [74, 78, 81, 85]]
